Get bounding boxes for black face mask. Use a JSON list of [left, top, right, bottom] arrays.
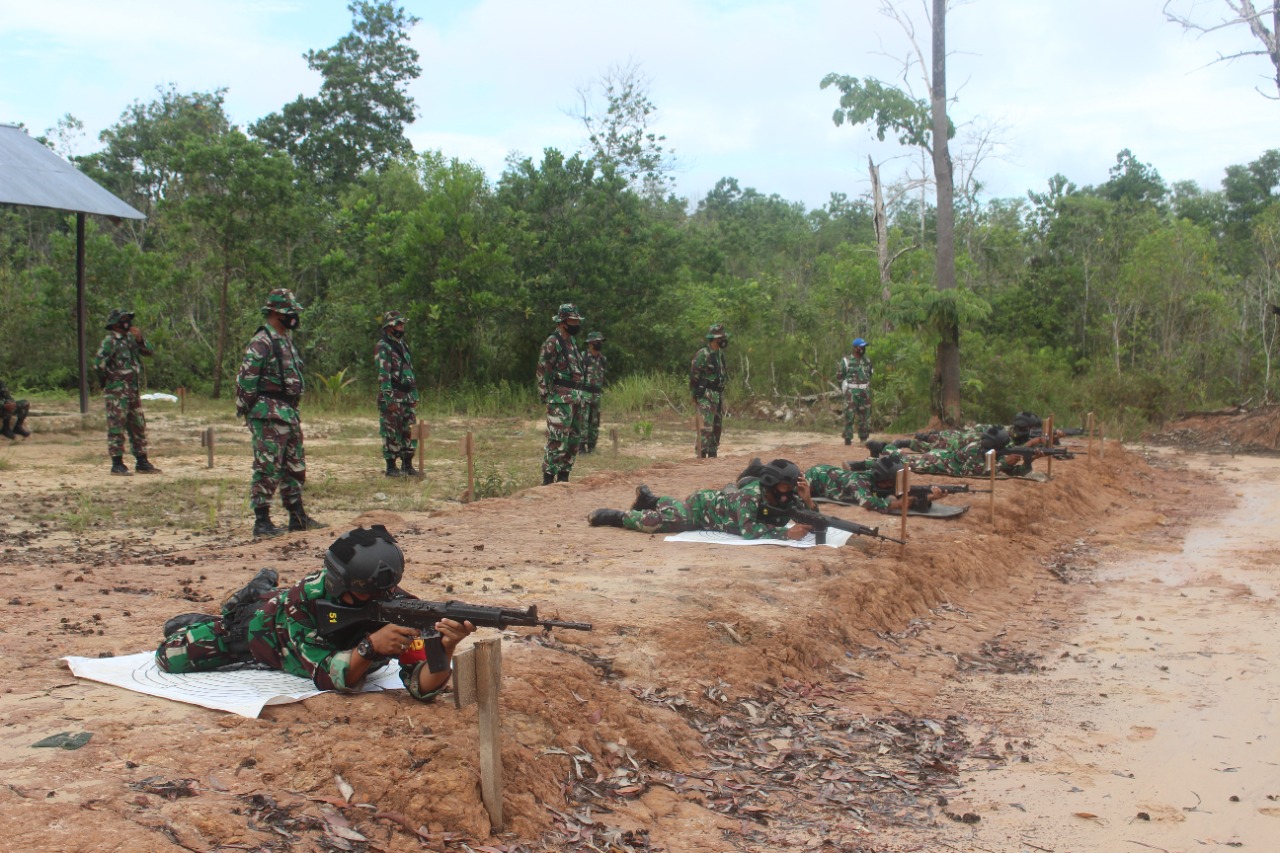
[[389, 328, 404, 339], [590, 343, 601, 351], [719, 340, 729, 350], [564, 323, 581, 336], [120, 321, 132, 332], [284, 314, 300, 330]]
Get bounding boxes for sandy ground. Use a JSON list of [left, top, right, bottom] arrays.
[[0, 408, 1276, 852]]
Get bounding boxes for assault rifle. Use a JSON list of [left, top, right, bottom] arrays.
[[873, 483, 990, 499], [316, 599, 593, 673], [760, 503, 905, 546], [999, 445, 1075, 462]]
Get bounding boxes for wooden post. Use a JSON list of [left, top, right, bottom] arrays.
[[1086, 411, 1096, 466], [460, 431, 475, 503], [693, 410, 703, 458], [610, 427, 618, 455], [897, 465, 909, 555], [1044, 413, 1055, 480], [452, 638, 505, 832], [412, 422, 430, 476], [178, 386, 186, 415], [205, 427, 214, 468], [987, 448, 997, 525]]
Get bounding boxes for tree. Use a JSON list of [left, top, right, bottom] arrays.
[[1164, 1, 1280, 98], [251, 2, 421, 188], [571, 61, 677, 198]]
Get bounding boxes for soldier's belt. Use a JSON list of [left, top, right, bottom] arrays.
[[553, 380, 589, 393], [391, 380, 416, 393], [585, 384, 602, 394], [259, 390, 300, 406], [847, 383, 869, 390], [696, 381, 724, 392]]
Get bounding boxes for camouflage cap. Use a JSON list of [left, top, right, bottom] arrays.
[[261, 288, 304, 316], [104, 308, 135, 329], [585, 331, 605, 343], [705, 323, 729, 341], [381, 310, 407, 329], [552, 303, 583, 323]]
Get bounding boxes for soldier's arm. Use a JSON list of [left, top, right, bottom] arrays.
[[375, 340, 394, 398], [689, 351, 702, 394], [234, 339, 266, 418], [535, 339, 554, 402]]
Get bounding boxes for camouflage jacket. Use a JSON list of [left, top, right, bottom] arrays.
[[245, 568, 439, 701], [583, 351, 607, 396], [535, 331, 587, 403], [685, 479, 792, 540], [836, 354, 873, 390], [94, 330, 152, 394], [235, 324, 305, 424], [805, 464, 891, 511], [689, 346, 727, 397], [0, 380, 14, 405], [910, 442, 1030, 477], [376, 333, 417, 403]]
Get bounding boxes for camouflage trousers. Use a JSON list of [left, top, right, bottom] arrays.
[[2, 399, 29, 424], [542, 393, 586, 478], [806, 467, 889, 511], [155, 617, 244, 673], [582, 394, 602, 451], [694, 391, 724, 455], [248, 417, 305, 509], [842, 388, 871, 442], [378, 396, 417, 461], [104, 390, 147, 457]]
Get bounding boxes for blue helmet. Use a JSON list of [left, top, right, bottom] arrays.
[[852, 337, 867, 348]]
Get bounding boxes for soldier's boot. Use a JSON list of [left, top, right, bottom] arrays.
[[252, 505, 284, 538], [220, 567, 279, 617], [542, 472, 555, 486], [12, 414, 29, 438], [134, 454, 161, 474], [400, 453, 420, 477], [858, 430, 870, 442], [556, 470, 570, 482], [385, 458, 403, 477], [110, 455, 132, 476], [865, 440, 887, 458], [162, 612, 215, 640], [588, 508, 625, 528], [285, 499, 326, 532], [0, 417, 14, 440], [632, 484, 660, 512], [706, 449, 717, 458], [892, 439, 914, 449], [844, 436, 852, 446]]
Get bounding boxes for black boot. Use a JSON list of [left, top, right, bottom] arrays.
[[221, 567, 279, 615], [252, 505, 284, 538], [706, 449, 717, 458], [542, 472, 555, 486], [385, 457, 403, 477], [844, 437, 852, 446], [865, 440, 887, 458], [632, 484, 659, 512], [588, 508, 625, 527], [162, 612, 215, 639], [135, 455, 161, 474], [401, 453, 419, 477], [0, 417, 14, 440], [556, 470, 570, 482], [12, 415, 29, 438], [285, 499, 326, 532], [110, 455, 132, 476]]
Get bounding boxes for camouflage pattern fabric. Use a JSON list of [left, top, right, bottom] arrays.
[[94, 330, 151, 394], [0, 381, 29, 422], [536, 330, 588, 478], [690, 345, 727, 454], [805, 464, 891, 511], [836, 353, 873, 442], [249, 418, 305, 509], [104, 391, 148, 457], [903, 442, 1031, 477], [155, 568, 440, 701], [376, 332, 417, 461], [235, 325, 305, 424], [582, 348, 607, 451], [620, 480, 791, 540]]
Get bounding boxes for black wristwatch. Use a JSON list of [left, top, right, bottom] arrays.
[[355, 635, 389, 662]]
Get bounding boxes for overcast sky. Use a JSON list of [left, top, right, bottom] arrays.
[[1, 0, 1275, 211]]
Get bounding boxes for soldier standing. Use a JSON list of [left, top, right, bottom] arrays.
[[235, 289, 325, 538], [690, 324, 729, 458], [94, 308, 160, 475], [376, 311, 419, 477], [535, 303, 588, 484], [837, 337, 873, 446], [581, 331, 607, 454], [0, 379, 30, 440]]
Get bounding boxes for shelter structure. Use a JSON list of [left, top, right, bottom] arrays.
[[0, 123, 146, 413]]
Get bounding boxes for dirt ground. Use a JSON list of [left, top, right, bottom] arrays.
[[1, 404, 1277, 852]]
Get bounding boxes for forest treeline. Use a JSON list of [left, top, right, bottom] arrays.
[[2, 3, 1278, 433]]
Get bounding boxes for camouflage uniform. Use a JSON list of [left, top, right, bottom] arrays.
[[690, 324, 729, 457], [0, 380, 30, 439], [155, 568, 442, 702], [837, 345, 873, 443], [619, 480, 792, 540], [236, 294, 307, 511], [581, 332, 607, 453], [901, 441, 1031, 478], [805, 463, 891, 511], [94, 309, 151, 458], [376, 311, 418, 464], [536, 304, 588, 482]]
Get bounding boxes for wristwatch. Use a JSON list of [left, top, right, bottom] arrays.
[[355, 635, 389, 662]]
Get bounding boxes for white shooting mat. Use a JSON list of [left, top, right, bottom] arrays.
[[64, 652, 406, 718], [663, 526, 853, 548]]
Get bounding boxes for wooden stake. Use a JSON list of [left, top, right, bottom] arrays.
[[610, 427, 618, 455], [412, 422, 430, 476], [451, 638, 505, 832], [205, 426, 214, 468], [177, 386, 186, 415], [1099, 423, 1105, 460], [1086, 412, 1096, 465], [460, 431, 475, 503], [1044, 413, 1055, 481], [693, 410, 703, 458], [897, 465, 909, 555], [987, 448, 997, 525]]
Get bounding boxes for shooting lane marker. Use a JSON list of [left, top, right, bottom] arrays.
[[986, 448, 997, 525], [412, 422, 430, 477], [199, 426, 214, 468], [610, 427, 618, 455], [1044, 414, 1055, 480], [1099, 423, 1106, 461], [1086, 411, 1096, 466], [460, 431, 476, 503], [693, 410, 702, 458], [897, 465, 909, 556], [177, 386, 186, 415], [451, 637, 505, 831]]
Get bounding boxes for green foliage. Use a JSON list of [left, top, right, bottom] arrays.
[[470, 461, 524, 500], [311, 368, 359, 411], [820, 74, 954, 149]]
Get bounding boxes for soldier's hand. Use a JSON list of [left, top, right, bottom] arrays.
[[795, 476, 813, 508], [434, 618, 476, 654], [785, 523, 813, 541], [370, 624, 419, 657], [129, 326, 144, 342]]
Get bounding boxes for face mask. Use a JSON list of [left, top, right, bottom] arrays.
[[719, 339, 729, 350], [390, 328, 404, 339], [285, 314, 300, 330], [565, 323, 581, 336], [590, 343, 601, 351], [120, 321, 132, 332]]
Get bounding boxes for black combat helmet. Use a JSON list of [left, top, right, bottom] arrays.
[[979, 426, 1012, 452], [323, 525, 404, 599], [871, 455, 904, 487], [758, 458, 801, 489]]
